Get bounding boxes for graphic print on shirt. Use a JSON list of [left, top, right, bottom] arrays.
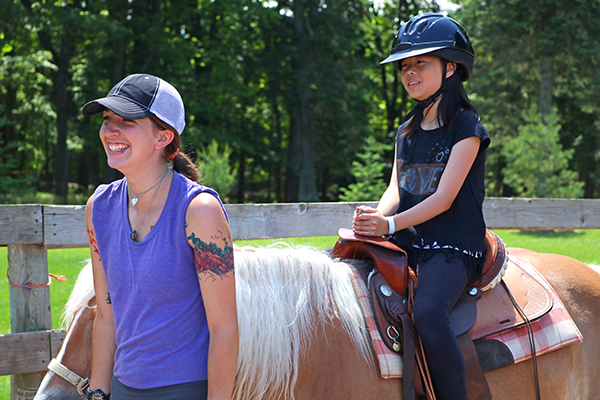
[[430, 143, 451, 163], [397, 159, 446, 196]]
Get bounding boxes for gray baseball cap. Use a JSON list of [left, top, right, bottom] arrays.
[[82, 74, 186, 135]]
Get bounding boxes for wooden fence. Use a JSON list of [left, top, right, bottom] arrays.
[[1, 198, 599, 399]]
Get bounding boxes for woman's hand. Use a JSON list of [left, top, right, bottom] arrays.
[[352, 206, 390, 237]]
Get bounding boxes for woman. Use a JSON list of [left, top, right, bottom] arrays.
[[353, 14, 490, 400], [82, 74, 238, 400]]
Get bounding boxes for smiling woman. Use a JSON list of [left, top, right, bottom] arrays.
[[79, 73, 238, 400]]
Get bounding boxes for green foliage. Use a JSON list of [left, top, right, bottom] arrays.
[[0, 137, 35, 200], [455, 0, 600, 197], [502, 108, 584, 198], [1, 0, 600, 202], [197, 140, 237, 202], [339, 136, 392, 202]]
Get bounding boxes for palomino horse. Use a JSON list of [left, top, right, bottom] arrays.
[[34, 245, 600, 400]]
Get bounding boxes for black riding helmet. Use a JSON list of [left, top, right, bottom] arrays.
[[380, 13, 474, 82]]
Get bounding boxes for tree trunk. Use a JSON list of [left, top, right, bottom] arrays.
[[237, 149, 246, 203], [19, 0, 74, 201], [539, 57, 553, 124], [272, 96, 283, 202], [1, 82, 19, 160], [53, 35, 74, 203], [285, 0, 319, 202]]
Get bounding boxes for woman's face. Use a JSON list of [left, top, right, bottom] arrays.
[[400, 55, 452, 101], [100, 110, 158, 171]]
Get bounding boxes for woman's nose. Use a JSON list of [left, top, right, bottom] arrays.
[[102, 120, 120, 136]]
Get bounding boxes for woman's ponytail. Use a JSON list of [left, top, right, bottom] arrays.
[[170, 149, 199, 182]]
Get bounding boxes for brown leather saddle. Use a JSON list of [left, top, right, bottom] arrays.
[[333, 227, 508, 295], [333, 228, 553, 400]]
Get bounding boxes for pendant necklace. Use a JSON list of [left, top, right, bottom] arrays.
[[129, 169, 169, 242], [127, 168, 169, 207]]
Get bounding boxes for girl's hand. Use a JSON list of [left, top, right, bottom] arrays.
[[353, 206, 388, 237]]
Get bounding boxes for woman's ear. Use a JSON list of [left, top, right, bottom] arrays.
[[446, 62, 457, 79], [155, 129, 175, 151]]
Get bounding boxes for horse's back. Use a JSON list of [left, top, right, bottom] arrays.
[[485, 248, 600, 399]]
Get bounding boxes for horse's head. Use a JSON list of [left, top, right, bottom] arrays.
[[34, 297, 96, 399], [35, 262, 95, 400]]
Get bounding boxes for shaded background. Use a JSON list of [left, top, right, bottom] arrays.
[[1, 0, 598, 204]]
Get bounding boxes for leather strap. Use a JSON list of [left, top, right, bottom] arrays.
[[456, 333, 492, 400], [369, 272, 416, 400], [501, 280, 541, 400], [409, 281, 436, 400], [48, 358, 90, 399]]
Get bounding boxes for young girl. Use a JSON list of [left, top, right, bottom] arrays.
[[353, 14, 490, 400], [82, 74, 238, 400]]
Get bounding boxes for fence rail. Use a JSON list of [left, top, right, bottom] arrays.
[[1, 198, 600, 399]]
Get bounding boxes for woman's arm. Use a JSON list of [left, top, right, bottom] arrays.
[[353, 136, 480, 237], [85, 196, 117, 395], [186, 193, 238, 400]]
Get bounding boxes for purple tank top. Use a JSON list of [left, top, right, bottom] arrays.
[[92, 171, 228, 389]]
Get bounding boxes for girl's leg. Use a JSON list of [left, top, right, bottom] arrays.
[[412, 253, 469, 400]]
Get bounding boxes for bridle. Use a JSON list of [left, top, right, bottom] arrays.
[[47, 358, 90, 399]]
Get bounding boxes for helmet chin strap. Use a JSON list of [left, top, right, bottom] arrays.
[[403, 62, 448, 122]]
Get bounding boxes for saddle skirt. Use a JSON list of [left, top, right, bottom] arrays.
[[348, 256, 583, 379]]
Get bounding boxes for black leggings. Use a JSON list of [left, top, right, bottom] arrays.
[[111, 376, 208, 400], [412, 253, 469, 400]]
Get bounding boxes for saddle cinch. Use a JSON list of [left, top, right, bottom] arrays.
[[332, 228, 553, 400]]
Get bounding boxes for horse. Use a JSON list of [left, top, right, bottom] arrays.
[[34, 244, 600, 400]]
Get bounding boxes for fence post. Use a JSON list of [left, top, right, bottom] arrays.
[[7, 244, 51, 400]]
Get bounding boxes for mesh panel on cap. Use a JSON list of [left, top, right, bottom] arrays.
[[150, 79, 186, 135]]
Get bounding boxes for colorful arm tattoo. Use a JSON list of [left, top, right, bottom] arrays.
[[87, 227, 101, 261], [188, 231, 234, 280]]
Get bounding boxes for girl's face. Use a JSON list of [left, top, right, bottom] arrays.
[[400, 55, 454, 101], [100, 110, 160, 171]]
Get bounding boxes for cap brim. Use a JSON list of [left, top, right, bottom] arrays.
[[380, 46, 446, 65], [81, 96, 153, 120]]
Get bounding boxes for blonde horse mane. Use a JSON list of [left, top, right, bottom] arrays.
[[61, 260, 95, 328], [233, 244, 373, 400], [60, 245, 373, 400]]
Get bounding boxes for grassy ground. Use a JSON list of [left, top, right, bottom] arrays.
[[1, 230, 599, 396]]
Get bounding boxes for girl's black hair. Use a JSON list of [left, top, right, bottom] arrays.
[[402, 61, 479, 137]]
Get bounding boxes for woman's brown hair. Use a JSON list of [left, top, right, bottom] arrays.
[[149, 116, 199, 182]]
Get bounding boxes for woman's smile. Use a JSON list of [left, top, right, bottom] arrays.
[[107, 143, 129, 153]]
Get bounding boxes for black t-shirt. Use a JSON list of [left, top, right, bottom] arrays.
[[390, 110, 490, 277]]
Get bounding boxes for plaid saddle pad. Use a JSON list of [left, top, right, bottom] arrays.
[[349, 256, 583, 379]]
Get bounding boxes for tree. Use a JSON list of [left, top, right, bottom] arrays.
[[19, 0, 83, 202], [197, 140, 237, 203], [502, 108, 584, 198], [455, 0, 600, 197], [339, 135, 393, 201]]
